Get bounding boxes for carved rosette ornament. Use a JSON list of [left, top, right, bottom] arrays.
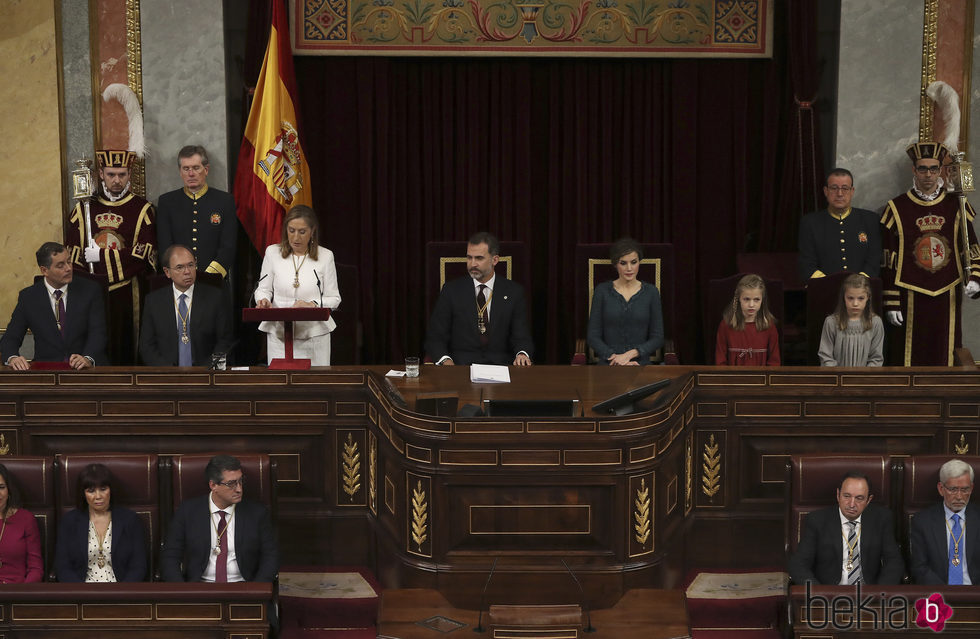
[[342, 433, 361, 500], [702, 434, 721, 500]]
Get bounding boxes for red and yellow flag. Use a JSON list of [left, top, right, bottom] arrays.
[[234, 0, 312, 251]]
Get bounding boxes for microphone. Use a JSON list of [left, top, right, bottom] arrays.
[[561, 558, 594, 633], [473, 556, 498, 633], [313, 268, 323, 309], [574, 388, 584, 417], [248, 272, 268, 308]]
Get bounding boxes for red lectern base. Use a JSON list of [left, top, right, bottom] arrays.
[[269, 358, 312, 370]]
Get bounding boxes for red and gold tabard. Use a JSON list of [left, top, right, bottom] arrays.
[[880, 190, 980, 366], [65, 191, 156, 364]]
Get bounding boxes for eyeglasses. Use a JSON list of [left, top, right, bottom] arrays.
[[942, 484, 972, 495], [826, 186, 853, 193], [915, 165, 941, 175], [216, 478, 244, 489], [168, 262, 197, 273]]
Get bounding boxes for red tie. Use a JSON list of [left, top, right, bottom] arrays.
[[215, 510, 228, 583]]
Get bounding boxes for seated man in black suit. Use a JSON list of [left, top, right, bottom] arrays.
[[161, 454, 278, 582], [1, 242, 108, 370], [424, 232, 533, 366], [910, 458, 980, 584], [139, 244, 233, 366], [788, 472, 904, 585]]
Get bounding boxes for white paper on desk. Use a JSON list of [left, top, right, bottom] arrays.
[[386, 369, 407, 377], [470, 364, 510, 383]]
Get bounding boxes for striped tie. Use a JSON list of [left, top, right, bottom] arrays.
[[846, 520, 862, 585]]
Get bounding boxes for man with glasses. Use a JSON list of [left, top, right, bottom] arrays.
[[880, 141, 980, 366], [139, 244, 233, 366], [910, 459, 979, 584], [799, 168, 882, 281], [161, 454, 278, 582]]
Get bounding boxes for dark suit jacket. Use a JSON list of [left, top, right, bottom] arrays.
[[910, 503, 980, 584], [424, 276, 534, 365], [54, 506, 147, 582], [139, 283, 233, 366], [160, 495, 278, 583], [0, 276, 107, 365], [788, 504, 904, 585]]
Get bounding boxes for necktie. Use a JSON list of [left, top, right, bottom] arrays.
[[53, 290, 66, 338], [949, 513, 964, 585], [178, 294, 192, 366], [215, 510, 228, 583], [845, 521, 862, 585], [477, 285, 489, 346]]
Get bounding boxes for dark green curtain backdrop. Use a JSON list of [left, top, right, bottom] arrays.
[[241, 0, 822, 364]]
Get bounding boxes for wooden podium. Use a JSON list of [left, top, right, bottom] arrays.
[[242, 307, 331, 369]]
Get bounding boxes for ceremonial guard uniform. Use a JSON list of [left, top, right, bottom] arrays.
[[881, 142, 980, 366], [157, 185, 237, 279], [798, 207, 881, 280], [65, 150, 155, 364]]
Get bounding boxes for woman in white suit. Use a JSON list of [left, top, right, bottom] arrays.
[[254, 205, 341, 365]]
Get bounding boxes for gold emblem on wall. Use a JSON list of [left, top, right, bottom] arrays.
[[411, 480, 428, 552], [955, 434, 970, 455], [369, 432, 377, 514], [702, 434, 721, 500], [342, 433, 361, 500], [0, 433, 9, 456], [634, 479, 651, 547]]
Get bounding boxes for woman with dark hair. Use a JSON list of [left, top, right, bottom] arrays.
[[54, 463, 146, 582], [253, 205, 342, 365], [0, 463, 43, 583], [586, 238, 665, 365]]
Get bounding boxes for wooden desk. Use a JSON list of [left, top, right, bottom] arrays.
[[0, 582, 272, 638], [790, 585, 980, 637], [378, 588, 690, 639]]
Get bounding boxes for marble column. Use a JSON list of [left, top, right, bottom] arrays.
[[141, 0, 231, 201]]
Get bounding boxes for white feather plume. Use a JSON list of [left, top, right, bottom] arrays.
[[926, 80, 961, 154], [102, 83, 145, 158]]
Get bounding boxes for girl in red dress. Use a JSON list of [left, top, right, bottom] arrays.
[[715, 274, 780, 366]]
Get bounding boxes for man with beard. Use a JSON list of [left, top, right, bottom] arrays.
[[880, 141, 980, 366], [65, 150, 155, 364], [910, 459, 980, 584], [424, 232, 533, 366]]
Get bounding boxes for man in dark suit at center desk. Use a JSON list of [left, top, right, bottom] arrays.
[[910, 458, 980, 585], [788, 472, 904, 586], [425, 232, 534, 366], [161, 454, 278, 583], [0, 241, 107, 369], [139, 244, 233, 366]]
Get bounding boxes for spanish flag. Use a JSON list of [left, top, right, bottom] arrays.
[[234, 0, 312, 251]]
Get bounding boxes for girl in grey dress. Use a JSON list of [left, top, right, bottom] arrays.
[[818, 274, 884, 367]]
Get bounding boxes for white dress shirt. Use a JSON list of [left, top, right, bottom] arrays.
[[202, 492, 243, 583]]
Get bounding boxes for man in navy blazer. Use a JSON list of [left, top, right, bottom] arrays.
[[788, 472, 904, 585], [425, 232, 534, 366], [1, 242, 108, 369], [161, 454, 278, 583], [910, 459, 980, 584], [139, 244, 233, 366]]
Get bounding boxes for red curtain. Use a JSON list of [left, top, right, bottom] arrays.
[[242, 0, 820, 364]]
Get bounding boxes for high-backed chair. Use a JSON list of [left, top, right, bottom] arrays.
[[897, 455, 980, 554], [0, 456, 55, 580], [804, 273, 884, 365], [56, 453, 161, 580], [571, 243, 677, 365], [704, 273, 784, 365], [168, 454, 276, 522], [784, 454, 895, 561]]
